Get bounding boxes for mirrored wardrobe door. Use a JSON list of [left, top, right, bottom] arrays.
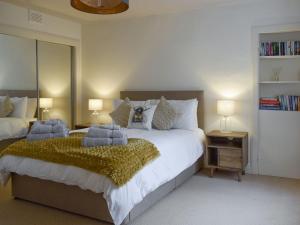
[[37, 41, 72, 128], [0, 33, 38, 119]]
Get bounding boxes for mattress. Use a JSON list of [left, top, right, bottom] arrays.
[[0, 117, 35, 141], [0, 128, 205, 225]]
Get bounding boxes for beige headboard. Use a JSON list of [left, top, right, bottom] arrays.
[[120, 90, 204, 129], [0, 90, 38, 98]]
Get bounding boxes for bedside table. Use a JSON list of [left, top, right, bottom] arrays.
[[205, 130, 248, 182], [74, 123, 104, 130]]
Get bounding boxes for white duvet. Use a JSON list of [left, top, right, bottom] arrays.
[[0, 128, 205, 225], [0, 117, 34, 141]]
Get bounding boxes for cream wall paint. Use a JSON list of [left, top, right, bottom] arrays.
[[82, 0, 300, 173]]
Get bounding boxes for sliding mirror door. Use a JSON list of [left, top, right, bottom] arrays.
[[37, 41, 72, 128]]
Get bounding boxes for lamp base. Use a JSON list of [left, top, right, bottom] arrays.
[[220, 116, 232, 133]]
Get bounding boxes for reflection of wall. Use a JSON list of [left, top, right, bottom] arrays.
[[0, 34, 36, 90], [38, 41, 71, 127]]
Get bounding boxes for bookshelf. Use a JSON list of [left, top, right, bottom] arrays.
[[259, 31, 300, 112], [257, 30, 300, 180]]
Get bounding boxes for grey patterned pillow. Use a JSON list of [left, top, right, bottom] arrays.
[[152, 96, 177, 130], [109, 97, 131, 127], [0, 96, 13, 117]]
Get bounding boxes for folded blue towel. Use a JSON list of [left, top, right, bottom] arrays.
[[92, 124, 120, 130], [82, 136, 128, 147], [87, 127, 124, 138], [31, 124, 53, 134], [27, 131, 69, 141]]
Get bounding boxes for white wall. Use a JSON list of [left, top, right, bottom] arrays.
[[82, 0, 300, 173]]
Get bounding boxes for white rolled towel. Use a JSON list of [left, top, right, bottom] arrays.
[[87, 127, 124, 138]]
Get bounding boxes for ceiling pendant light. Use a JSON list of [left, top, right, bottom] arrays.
[[71, 0, 129, 14]]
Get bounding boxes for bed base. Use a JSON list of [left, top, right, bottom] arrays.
[[11, 157, 203, 225]]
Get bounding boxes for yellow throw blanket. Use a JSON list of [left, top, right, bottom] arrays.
[[0, 133, 159, 187]]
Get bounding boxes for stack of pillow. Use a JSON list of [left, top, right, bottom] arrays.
[[27, 119, 69, 141], [109, 96, 198, 131], [0, 96, 37, 119], [82, 124, 128, 147]]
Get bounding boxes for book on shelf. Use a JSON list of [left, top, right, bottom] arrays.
[[260, 41, 300, 56], [260, 96, 300, 111]]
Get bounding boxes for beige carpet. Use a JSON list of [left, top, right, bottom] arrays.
[[0, 171, 300, 225]]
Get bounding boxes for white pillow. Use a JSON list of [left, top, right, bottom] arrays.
[[26, 98, 37, 118], [168, 99, 198, 130], [127, 104, 157, 130], [9, 97, 28, 118]]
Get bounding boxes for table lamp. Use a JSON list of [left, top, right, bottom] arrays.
[[217, 100, 235, 133], [40, 98, 53, 120]]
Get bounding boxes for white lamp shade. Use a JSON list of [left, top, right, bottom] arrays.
[[89, 99, 103, 111], [40, 98, 53, 109], [217, 100, 235, 116]]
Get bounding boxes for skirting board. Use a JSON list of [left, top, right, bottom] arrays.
[[11, 157, 203, 225]]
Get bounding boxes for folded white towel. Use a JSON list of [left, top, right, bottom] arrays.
[[87, 127, 124, 138], [31, 124, 53, 134], [82, 136, 128, 147], [92, 124, 120, 130]]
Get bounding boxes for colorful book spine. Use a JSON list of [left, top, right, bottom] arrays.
[[260, 40, 300, 56]]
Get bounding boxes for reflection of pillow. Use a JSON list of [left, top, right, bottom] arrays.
[[153, 96, 177, 130], [168, 99, 198, 131], [127, 104, 157, 130], [109, 98, 131, 127], [0, 96, 14, 117], [9, 97, 28, 118], [26, 98, 37, 118]]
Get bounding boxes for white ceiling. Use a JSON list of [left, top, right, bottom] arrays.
[[4, 0, 252, 22]]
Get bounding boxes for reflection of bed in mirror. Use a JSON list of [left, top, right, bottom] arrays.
[[0, 90, 38, 150]]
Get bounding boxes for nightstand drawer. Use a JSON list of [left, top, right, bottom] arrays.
[[219, 148, 242, 169]]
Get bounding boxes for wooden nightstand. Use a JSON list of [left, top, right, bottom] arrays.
[[205, 130, 248, 182], [74, 123, 104, 130]]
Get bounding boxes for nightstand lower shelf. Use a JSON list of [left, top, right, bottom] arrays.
[[205, 130, 248, 182]]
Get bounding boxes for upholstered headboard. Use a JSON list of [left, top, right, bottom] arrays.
[[0, 90, 38, 98], [120, 90, 204, 129]]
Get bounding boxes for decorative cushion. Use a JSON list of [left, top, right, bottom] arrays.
[[127, 103, 157, 130], [109, 98, 131, 127], [152, 96, 177, 130], [168, 99, 198, 131], [9, 97, 28, 118], [0, 96, 14, 117]]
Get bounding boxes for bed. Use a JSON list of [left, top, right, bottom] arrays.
[[0, 90, 38, 151], [0, 90, 205, 225]]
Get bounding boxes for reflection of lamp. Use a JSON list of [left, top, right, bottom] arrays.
[[89, 99, 103, 116], [217, 100, 235, 133], [40, 98, 53, 120]]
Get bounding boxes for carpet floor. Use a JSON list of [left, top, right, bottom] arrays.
[[0, 171, 300, 225]]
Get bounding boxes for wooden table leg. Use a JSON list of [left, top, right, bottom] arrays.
[[210, 168, 214, 178], [237, 171, 242, 182], [242, 170, 245, 175]]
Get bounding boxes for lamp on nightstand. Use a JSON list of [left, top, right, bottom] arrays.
[[40, 98, 53, 120], [217, 100, 235, 133], [89, 99, 103, 123]]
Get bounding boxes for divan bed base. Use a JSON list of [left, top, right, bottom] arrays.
[[11, 157, 203, 225]]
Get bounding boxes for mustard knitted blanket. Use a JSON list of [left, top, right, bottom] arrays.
[[0, 133, 159, 186]]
